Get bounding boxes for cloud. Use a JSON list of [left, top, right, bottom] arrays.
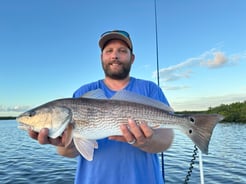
[[229, 50, 246, 65], [201, 51, 227, 68], [161, 85, 190, 91], [170, 93, 246, 111], [153, 48, 245, 89], [0, 105, 30, 113]]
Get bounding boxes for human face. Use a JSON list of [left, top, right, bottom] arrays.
[[101, 40, 135, 80]]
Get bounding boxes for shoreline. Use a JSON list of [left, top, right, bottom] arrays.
[[0, 116, 16, 120]]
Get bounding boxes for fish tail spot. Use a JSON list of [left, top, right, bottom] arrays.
[[189, 117, 195, 123]]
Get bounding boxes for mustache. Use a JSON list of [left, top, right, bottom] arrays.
[[109, 60, 122, 65]]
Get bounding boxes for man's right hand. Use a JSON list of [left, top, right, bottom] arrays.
[[28, 128, 79, 158], [28, 128, 65, 147]]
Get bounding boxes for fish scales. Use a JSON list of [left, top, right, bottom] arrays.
[[56, 98, 189, 140], [16, 89, 224, 160]]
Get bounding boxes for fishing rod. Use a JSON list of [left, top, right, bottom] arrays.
[[154, 0, 160, 87], [153, 0, 204, 183], [153, 0, 165, 182]]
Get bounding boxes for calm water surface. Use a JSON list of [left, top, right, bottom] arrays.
[[0, 120, 245, 184]]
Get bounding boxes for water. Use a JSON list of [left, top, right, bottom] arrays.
[[164, 123, 246, 183], [0, 120, 245, 184], [0, 120, 76, 184]]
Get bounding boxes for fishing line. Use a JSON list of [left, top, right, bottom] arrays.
[[184, 145, 198, 183], [153, 1, 204, 183]]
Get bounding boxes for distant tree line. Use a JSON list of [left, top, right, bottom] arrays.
[[207, 101, 246, 123], [178, 101, 246, 123], [0, 116, 16, 120]]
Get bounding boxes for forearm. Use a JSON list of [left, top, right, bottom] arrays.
[[139, 128, 174, 153]]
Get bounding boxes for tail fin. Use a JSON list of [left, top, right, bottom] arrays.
[[186, 114, 224, 154]]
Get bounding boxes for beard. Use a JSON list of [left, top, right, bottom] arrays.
[[102, 60, 131, 80]]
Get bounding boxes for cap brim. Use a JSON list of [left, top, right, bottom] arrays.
[[99, 33, 132, 50]]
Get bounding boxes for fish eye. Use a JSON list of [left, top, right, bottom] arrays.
[[29, 111, 36, 117]]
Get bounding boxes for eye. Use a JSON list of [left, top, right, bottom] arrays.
[[28, 111, 36, 117], [104, 48, 113, 53], [119, 48, 127, 53]]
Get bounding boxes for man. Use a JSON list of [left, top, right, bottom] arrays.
[[29, 30, 174, 184]]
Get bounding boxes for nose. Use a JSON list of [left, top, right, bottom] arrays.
[[111, 51, 119, 60]]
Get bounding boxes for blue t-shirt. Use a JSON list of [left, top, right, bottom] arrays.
[[73, 77, 169, 184]]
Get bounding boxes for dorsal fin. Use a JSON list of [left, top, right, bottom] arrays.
[[82, 89, 107, 99], [81, 89, 174, 113], [111, 90, 174, 113]]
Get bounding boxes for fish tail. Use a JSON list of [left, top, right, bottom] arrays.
[[185, 114, 224, 154]]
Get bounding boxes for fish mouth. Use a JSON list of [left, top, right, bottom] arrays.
[[18, 123, 34, 131], [16, 116, 34, 131]]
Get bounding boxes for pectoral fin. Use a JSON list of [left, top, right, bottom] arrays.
[[73, 137, 98, 161]]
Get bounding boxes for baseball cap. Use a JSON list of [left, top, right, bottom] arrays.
[[99, 30, 133, 51]]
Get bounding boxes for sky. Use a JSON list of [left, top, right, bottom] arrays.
[[0, 0, 246, 116]]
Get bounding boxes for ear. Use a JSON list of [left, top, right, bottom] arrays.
[[131, 53, 135, 64]]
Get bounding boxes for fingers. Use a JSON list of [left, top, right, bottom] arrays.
[[28, 128, 64, 147], [108, 135, 126, 142], [37, 128, 50, 144], [120, 119, 153, 147], [120, 120, 136, 143], [28, 129, 39, 140]]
